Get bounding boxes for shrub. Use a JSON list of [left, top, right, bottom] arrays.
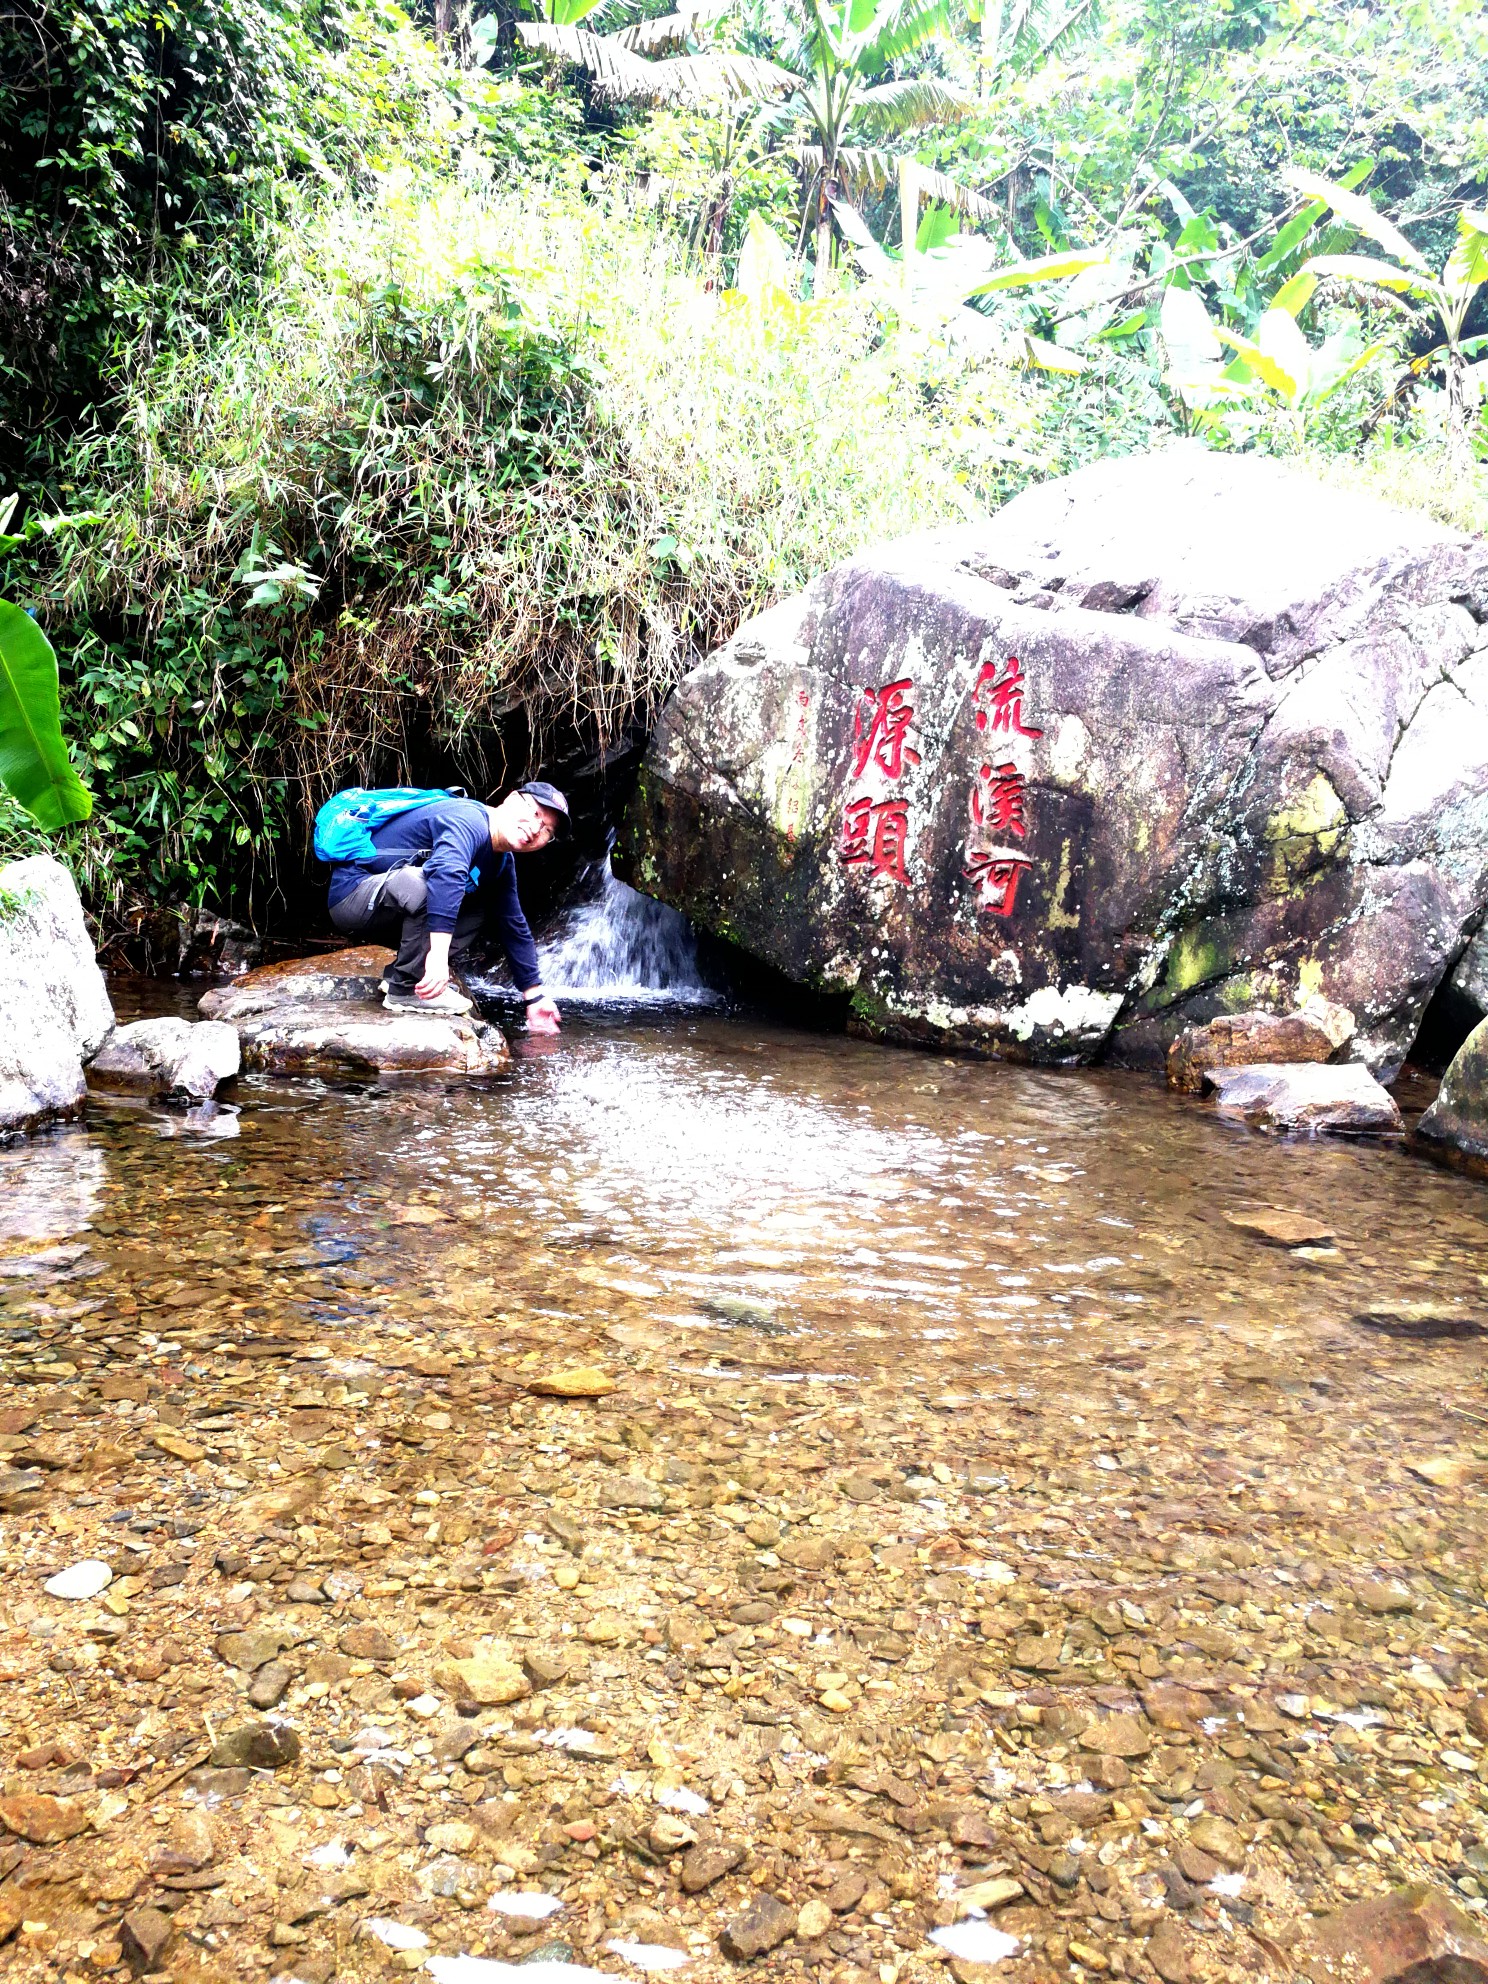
[[20, 168, 1027, 922], [0, 0, 453, 479]]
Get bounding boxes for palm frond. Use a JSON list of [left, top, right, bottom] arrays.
[[784, 140, 900, 194], [516, 21, 659, 93], [977, 0, 1101, 83], [857, 0, 957, 73], [1030, 0, 1102, 67], [849, 76, 973, 136], [911, 164, 1000, 224], [787, 142, 828, 173], [517, 22, 791, 103], [835, 146, 904, 192], [638, 50, 798, 102], [612, 6, 720, 54]]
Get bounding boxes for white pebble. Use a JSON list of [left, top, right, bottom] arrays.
[[362, 1919, 430, 1951], [653, 1785, 709, 1815], [44, 1560, 113, 1601], [930, 1924, 1021, 1964], [487, 1892, 563, 1919]]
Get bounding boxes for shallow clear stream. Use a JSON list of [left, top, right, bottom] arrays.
[[4, 980, 1488, 1963], [6, 998, 1486, 1414]]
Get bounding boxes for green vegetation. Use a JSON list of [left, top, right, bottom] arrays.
[[0, 595, 93, 831], [1, 0, 1484, 928]]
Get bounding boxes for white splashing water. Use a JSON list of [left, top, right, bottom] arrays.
[[532, 857, 719, 1005]]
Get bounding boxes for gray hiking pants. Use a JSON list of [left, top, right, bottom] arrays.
[[329, 865, 485, 992]]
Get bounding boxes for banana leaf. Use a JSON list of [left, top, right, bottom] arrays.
[[0, 600, 93, 831]]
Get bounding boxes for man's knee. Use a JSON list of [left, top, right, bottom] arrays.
[[380, 866, 428, 916]]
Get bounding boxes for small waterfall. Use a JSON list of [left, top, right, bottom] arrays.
[[532, 856, 719, 1004]]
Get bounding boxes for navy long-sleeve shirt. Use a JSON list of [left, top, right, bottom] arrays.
[[327, 799, 541, 990]]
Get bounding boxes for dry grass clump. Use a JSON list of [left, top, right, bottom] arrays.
[[1303, 435, 1488, 538]]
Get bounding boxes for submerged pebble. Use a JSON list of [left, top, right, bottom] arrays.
[[0, 1008, 1484, 1984]]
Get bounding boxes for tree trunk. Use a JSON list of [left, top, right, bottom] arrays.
[[814, 172, 835, 296], [702, 170, 733, 292], [1445, 347, 1475, 477]]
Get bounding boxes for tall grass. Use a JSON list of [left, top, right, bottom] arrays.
[[1304, 433, 1488, 538]]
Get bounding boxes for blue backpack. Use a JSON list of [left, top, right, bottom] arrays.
[[313, 786, 465, 866]]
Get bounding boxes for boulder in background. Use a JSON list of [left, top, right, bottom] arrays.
[[623, 452, 1488, 1073], [1416, 1015, 1488, 1163]]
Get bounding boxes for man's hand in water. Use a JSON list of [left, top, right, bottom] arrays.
[[526, 994, 562, 1035]]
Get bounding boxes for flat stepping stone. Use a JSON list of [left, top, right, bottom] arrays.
[[224, 1001, 508, 1076], [198, 948, 509, 1076], [200, 945, 396, 1020]]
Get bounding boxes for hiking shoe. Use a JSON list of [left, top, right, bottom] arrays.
[[382, 986, 473, 1016]]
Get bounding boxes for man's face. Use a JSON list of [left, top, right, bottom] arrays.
[[491, 791, 559, 853]]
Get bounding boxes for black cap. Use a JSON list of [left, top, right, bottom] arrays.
[[520, 779, 571, 836]]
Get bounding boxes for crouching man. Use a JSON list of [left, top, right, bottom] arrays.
[[327, 783, 568, 1032]]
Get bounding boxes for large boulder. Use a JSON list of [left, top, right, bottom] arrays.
[[1416, 1015, 1488, 1162], [621, 452, 1488, 1072], [199, 947, 510, 1076], [0, 855, 114, 1136], [1451, 922, 1488, 1017]]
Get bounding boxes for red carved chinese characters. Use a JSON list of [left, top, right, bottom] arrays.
[[970, 760, 1028, 839], [973, 656, 1043, 740], [841, 676, 920, 887], [852, 679, 922, 781], [842, 797, 911, 884], [963, 851, 1033, 916], [964, 657, 1042, 918]]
